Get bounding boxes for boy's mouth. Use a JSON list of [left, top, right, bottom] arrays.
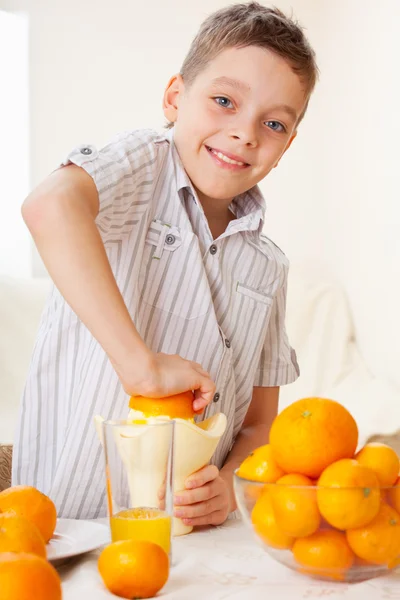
[[205, 145, 250, 170]]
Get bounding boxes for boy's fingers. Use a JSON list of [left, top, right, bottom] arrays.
[[174, 496, 221, 519], [193, 389, 207, 411], [193, 378, 216, 409], [181, 510, 226, 527], [174, 483, 216, 506], [186, 465, 219, 488]]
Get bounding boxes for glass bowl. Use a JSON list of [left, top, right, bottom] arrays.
[[233, 470, 400, 583]]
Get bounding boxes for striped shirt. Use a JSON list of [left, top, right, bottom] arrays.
[[12, 128, 299, 519]]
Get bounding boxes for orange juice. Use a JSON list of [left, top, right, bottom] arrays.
[[110, 508, 171, 555]]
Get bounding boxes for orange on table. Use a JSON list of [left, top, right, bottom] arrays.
[[269, 398, 358, 478], [317, 459, 380, 530], [129, 390, 196, 419], [346, 503, 400, 566], [293, 529, 355, 582], [388, 475, 400, 513], [0, 552, 62, 600], [98, 539, 169, 599], [0, 513, 46, 558], [251, 490, 294, 550], [351, 502, 400, 568], [270, 474, 320, 538], [355, 443, 399, 486], [0, 486, 57, 543], [237, 444, 285, 483]]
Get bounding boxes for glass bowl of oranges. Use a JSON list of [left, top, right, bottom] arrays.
[[233, 398, 400, 583]]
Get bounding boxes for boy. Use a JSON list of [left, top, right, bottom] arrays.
[[12, 3, 318, 525]]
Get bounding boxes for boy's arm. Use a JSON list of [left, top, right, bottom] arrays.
[[220, 386, 280, 511], [22, 165, 215, 409]]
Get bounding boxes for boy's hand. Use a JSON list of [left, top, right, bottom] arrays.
[[114, 351, 216, 411], [173, 465, 231, 526]]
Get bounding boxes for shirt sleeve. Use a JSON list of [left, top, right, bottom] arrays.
[[254, 265, 300, 387], [60, 130, 159, 241]]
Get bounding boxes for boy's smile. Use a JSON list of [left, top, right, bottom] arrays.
[[164, 45, 309, 214], [205, 144, 250, 170]]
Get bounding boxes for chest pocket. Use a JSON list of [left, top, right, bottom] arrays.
[[236, 283, 274, 307], [232, 282, 275, 375], [138, 220, 211, 319], [234, 282, 275, 336]]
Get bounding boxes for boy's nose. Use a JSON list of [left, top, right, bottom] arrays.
[[229, 124, 258, 148]]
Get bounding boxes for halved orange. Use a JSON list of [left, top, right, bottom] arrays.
[[129, 391, 195, 420]]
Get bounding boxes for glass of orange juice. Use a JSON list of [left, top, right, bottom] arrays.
[[102, 419, 175, 558]]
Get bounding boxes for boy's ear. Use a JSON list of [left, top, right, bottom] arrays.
[[273, 132, 297, 168], [163, 74, 184, 123]]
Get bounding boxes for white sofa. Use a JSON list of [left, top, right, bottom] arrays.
[[1, 265, 399, 454]]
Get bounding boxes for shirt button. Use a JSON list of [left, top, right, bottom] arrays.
[[80, 147, 92, 155], [225, 339, 231, 348], [165, 234, 176, 245], [213, 392, 220, 403], [210, 244, 217, 255]]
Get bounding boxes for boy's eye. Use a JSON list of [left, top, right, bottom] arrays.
[[214, 96, 234, 109], [265, 120, 286, 133]]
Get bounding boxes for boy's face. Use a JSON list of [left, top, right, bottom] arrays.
[[164, 45, 308, 206]]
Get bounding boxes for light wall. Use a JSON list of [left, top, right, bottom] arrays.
[[0, 8, 30, 276], [265, 0, 400, 390], [6, 0, 400, 388]]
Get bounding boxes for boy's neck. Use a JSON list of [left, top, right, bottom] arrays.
[[195, 188, 236, 240]]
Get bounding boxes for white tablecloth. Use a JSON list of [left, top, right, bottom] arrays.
[[59, 518, 400, 600]]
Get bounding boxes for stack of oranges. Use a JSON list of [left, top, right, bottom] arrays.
[[0, 485, 61, 599], [0, 484, 170, 599], [237, 397, 400, 581]]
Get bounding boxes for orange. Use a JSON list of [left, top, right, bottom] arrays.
[[237, 444, 285, 483], [381, 488, 389, 503], [355, 443, 399, 486], [0, 486, 57, 543], [243, 483, 266, 505], [269, 398, 358, 478], [319, 517, 335, 531], [270, 474, 320, 537], [0, 514, 46, 558], [388, 476, 400, 513], [346, 503, 400, 566], [129, 390, 196, 420], [317, 459, 380, 529], [251, 490, 294, 549], [354, 555, 375, 567], [0, 552, 62, 600], [293, 529, 355, 581], [388, 555, 400, 570], [98, 539, 169, 598]]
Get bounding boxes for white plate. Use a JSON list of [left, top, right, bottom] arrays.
[[46, 519, 110, 566]]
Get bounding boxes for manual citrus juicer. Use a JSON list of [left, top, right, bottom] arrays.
[[95, 391, 227, 536]]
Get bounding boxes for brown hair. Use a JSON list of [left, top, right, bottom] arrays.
[[167, 2, 318, 127]]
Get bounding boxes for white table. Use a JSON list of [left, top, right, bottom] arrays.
[[60, 518, 400, 600]]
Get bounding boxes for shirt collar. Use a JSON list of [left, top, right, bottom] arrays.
[[165, 128, 194, 195], [164, 127, 266, 233]]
